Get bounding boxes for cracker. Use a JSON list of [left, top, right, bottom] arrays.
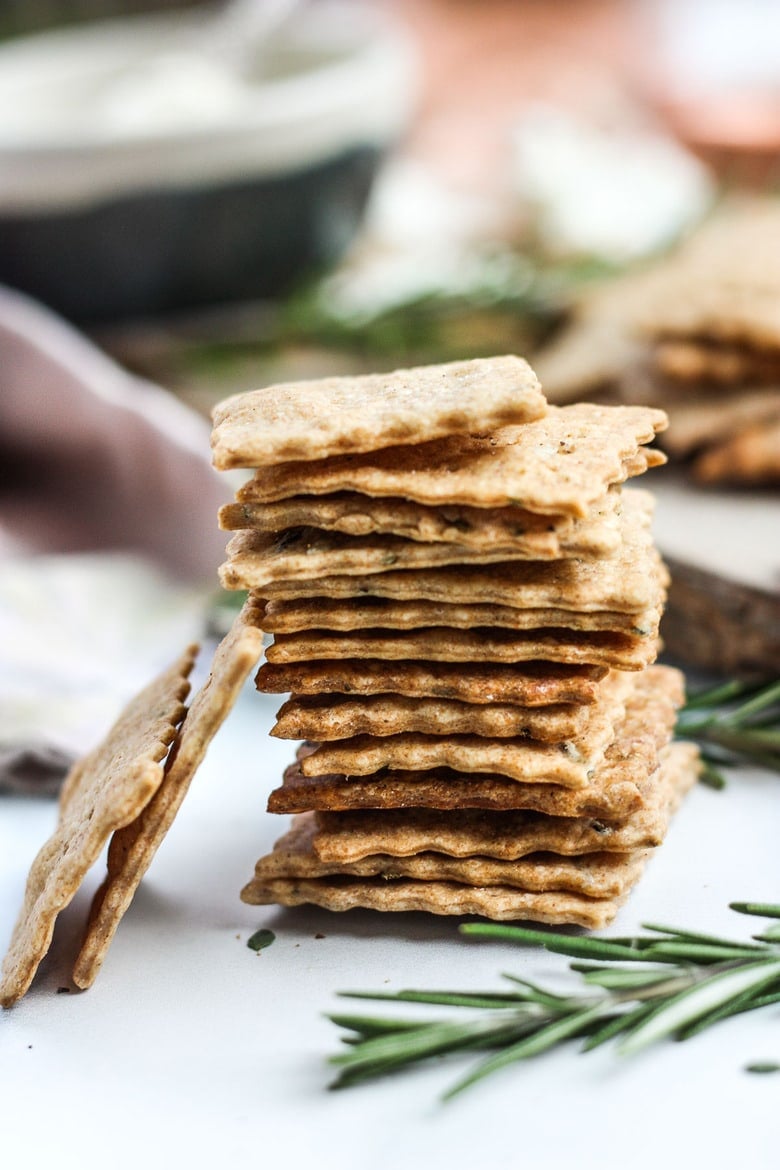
[[256, 659, 608, 706], [261, 597, 662, 637], [295, 735, 598, 789], [211, 355, 545, 470], [265, 626, 658, 672], [232, 497, 666, 616], [268, 665, 681, 816], [244, 812, 649, 898], [219, 489, 624, 559], [309, 741, 700, 862], [71, 601, 264, 989], [222, 526, 589, 591], [258, 547, 668, 613], [654, 339, 780, 386], [239, 873, 625, 928], [0, 647, 195, 1008], [662, 388, 780, 458], [693, 415, 780, 484], [258, 552, 668, 611], [234, 404, 667, 515], [271, 671, 635, 747]]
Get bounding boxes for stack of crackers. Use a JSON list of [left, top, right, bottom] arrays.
[[212, 355, 699, 929], [535, 198, 780, 486]]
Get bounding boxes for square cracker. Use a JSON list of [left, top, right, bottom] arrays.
[[239, 873, 626, 929], [244, 812, 650, 899], [72, 599, 264, 989], [268, 665, 682, 817], [219, 487, 624, 559], [265, 626, 658, 673], [260, 597, 663, 638], [308, 741, 700, 863], [693, 415, 780, 485], [234, 403, 666, 515], [271, 670, 635, 748], [0, 647, 196, 1008], [256, 659, 608, 706], [224, 493, 662, 613], [210, 355, 545, 470]]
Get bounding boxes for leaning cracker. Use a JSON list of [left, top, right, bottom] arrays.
[[241, 874, 625, 929], [256, 659, 608, 706], [243, 812, 649, 899], [0, 647, 196, 1007], [72, 600, 264, 989], [211, 355, 545, 469], [235, 404, 667, 515]]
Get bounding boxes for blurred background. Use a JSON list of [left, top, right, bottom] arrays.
[[1, 0, 778, 787]]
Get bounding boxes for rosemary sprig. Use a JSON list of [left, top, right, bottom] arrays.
[[327, 903, 780, 1098], [677, 678, 780, 786]]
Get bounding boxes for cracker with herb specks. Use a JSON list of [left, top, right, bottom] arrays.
[[256, 659, 608, 706], [308, 742, 700, 863], [234, 404, 666, 515], [243, 812, 650, 899], [219, 487, 624, 558], [240, 873, 626, 929], [264, 625, 658, 673], [260, 596, 662, 637], [211, 355, 545, 470], [271, 671, 635, 749]]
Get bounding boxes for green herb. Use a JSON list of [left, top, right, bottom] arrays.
[[247, 928, 276, 953], [745, 1062, 780, 1074], [677, 678, 780, 787], [327, 904, 780, 1098]]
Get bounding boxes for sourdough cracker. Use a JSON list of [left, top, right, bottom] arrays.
[[256, 659, 608, 706], [243, 812, 649, 899], [72, 602, 264, 989], [211, 355, 545, 470], [693, 415, 780, 484], [255, 527, 668, 617], [221, 491, 653, 591], [295, 734, 599, 789], [0, 647, 196, 1007], [240, 873, 624, 929], [219, 489, 624, 558], [261, 596, 662, 637], [269, 665, 681, 817], [234, 404, 666, 515], [271, 671, 635, 746], [265, 626, 657, 672], [662, 388, 780, 458], [309, 741, 699, 862]]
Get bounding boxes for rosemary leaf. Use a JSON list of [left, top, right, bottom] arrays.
[[443, 1005, 606, 1101], [731, 902, 780, 919], [618, 959, 780, 1056]]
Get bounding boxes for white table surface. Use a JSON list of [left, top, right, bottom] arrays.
[[1, 475, 779, 1170]]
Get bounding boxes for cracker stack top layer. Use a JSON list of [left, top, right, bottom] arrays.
[[208, 355, 695, 929], [211, 355, 546, 469]]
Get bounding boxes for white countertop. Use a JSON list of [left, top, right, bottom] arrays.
[[1, 473, 779, 1170]]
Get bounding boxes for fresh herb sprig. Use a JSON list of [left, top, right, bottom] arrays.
[[677, 678, 780, 788], [327, 904, 780, 1098]]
